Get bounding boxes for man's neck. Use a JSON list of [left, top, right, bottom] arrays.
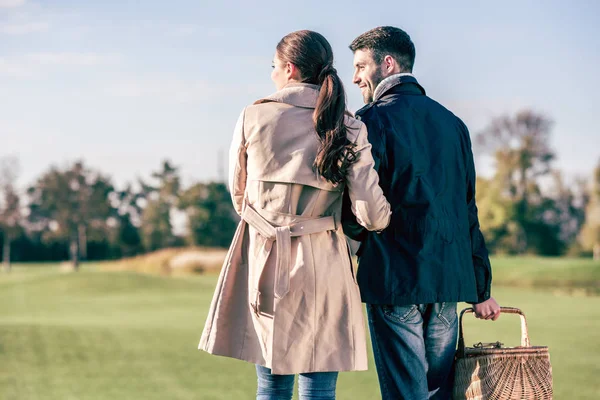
[[373, 72, 415, 102]]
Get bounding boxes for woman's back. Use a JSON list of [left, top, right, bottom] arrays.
[[237, 84, 365, 220], [200, 29, 390, 384], [231, 83, 388, 231]]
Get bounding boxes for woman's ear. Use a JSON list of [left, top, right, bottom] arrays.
[[286, 62, 302, 81]]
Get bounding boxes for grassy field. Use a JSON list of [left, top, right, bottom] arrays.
[[490, 256, 600, 294], [0, 258, 599, 399]]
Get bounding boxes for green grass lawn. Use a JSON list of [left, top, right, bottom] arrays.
[[1, 258, 599, 399], [490, 256, 600, 294]]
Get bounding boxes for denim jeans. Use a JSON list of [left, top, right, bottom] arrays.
[[367, 302, 458, 400], [255, 365, 338, 400]]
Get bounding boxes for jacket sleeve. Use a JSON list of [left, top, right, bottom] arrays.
[[228, 108, 248, 215], [342, 108, 387, 240], [344, 121, 391, 232], [463, 122, 492, 303]]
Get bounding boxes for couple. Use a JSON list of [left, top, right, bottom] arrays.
[[199, 26, 500, 400]]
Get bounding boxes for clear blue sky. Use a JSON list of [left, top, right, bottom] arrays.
[[1, 0, 598, 189]]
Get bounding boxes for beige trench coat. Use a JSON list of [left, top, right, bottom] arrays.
[[199, 83, 391, 374]]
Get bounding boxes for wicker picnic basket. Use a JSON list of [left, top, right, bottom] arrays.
[[453, 307, 553, 400]]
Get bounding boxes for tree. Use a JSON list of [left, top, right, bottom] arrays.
[[0, 157, 21, 272], [474, 176, 515, 253], [476, 110, 558, 254], [139, 160, 180, 251], [108, 184, 144, 257], [27, 161, 114, 270], [580, 161, 600, 260], [179, 182, 238, 247], [543, 171, 588, 249]]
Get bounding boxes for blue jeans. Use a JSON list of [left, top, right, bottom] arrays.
[[255, 365, 338, 400], [367, 303, 458, 400]]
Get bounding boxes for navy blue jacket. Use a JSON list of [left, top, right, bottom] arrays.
[[342, 75, 492, 305]]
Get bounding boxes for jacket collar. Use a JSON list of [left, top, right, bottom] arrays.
[[373, 74, 426, 101], [254, 83, 320, 109]]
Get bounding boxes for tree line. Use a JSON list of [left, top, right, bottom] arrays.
[[0, 159, 237, 271], [1, 109, 599, 271]]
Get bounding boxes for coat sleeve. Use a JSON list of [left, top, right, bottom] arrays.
[[344, 121, 391, 232], [228, 108, 248, 215], [462, 122, 492, 304], [342, 107, 387, 241]]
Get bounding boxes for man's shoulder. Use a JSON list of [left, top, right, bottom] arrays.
[[421, 95, 464, 121], [355, 102, 377, 120], [354, 103, 385, 137], [363, 93, 468, 127]]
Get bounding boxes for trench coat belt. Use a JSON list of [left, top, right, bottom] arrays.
[[241, 204, 337, 303]]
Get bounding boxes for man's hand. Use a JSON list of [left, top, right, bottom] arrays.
[[473, 297, 501, 320]]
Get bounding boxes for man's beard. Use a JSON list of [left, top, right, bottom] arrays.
[[363, 69, 385, 104]]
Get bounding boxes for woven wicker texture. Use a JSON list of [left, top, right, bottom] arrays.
[[453, 307, 553, 400]]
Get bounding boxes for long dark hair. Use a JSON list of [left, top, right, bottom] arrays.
[[276, 30, 357, 185]]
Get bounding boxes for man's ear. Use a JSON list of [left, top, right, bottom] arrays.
[[383, 55, 398, 74]]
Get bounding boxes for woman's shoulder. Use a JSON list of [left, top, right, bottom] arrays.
[[344, 113, 366, 143], [240, 100, 292, 124]]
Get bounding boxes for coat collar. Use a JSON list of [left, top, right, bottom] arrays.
[[254, 83, 320, 109], [373, 74, 426, 101]]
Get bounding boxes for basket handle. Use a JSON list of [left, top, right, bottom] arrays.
[[457, 307, 531, 357]]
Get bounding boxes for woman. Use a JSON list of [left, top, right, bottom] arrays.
[[199, 30, 391, 400]]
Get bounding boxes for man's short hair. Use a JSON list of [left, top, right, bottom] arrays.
[[349, 26, 416, 72]]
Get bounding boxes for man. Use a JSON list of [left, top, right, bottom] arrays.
[[342, 26, 501, 400]]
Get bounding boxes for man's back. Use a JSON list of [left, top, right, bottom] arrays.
[[347, 26, 499, 400], [350, 76, 491, 306]]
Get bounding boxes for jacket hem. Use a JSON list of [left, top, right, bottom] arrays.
[[361, 292, 479, 306]]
